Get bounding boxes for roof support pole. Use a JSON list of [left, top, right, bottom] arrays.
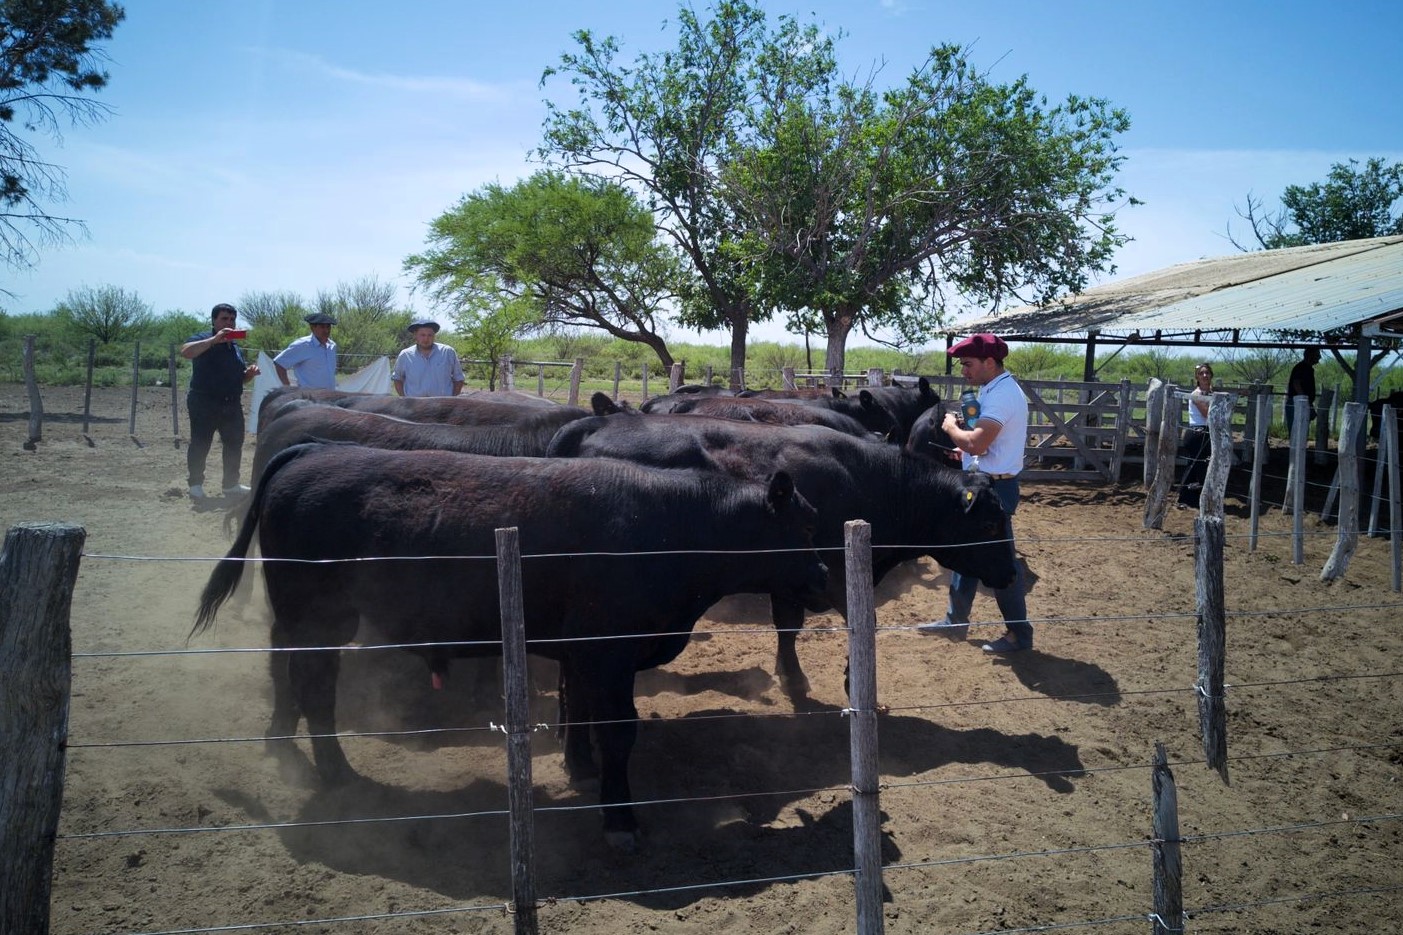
[[1082, 332, 1099, 382]]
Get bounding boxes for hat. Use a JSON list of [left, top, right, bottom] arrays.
[[948, 333, 1009, 362], [211, 303, 237, 316], [407, 317, 440, 334], [304, 312, 337, 325]]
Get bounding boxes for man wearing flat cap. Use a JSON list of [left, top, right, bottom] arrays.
[[392, 317, 464, 397], [273, 312, 339, 389], [917, 333, 1034, 653]]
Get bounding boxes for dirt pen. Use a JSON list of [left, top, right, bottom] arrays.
[[2, 382, 1401, 935]]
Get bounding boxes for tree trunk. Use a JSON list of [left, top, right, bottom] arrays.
[[824, 308, 856, 376], [728, 313, 750, 390]]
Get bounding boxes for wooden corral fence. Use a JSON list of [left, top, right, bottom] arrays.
[[0, 517, 1248, 935]]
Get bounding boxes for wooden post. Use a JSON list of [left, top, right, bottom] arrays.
[[129, 341, 141, 437], [1249, 393, 1270, 551], [866, 367, 883, 387], [843, 521, 885, 935], [1, 522, 87, 935], [168, 343, 181, 448], [1112, 378, 1133, 482], [1287, 397, 1308, 563], [494, 528, 539, 935], [1314, 387, 1335, 465], [502, 354, 515, 392], [668, 362, 683, 393], [782, 366, 797, 391], [81, 337, 96, 444], [1143, 383, 1179, 530], [1383, 404, 1402, 592], [1322, 403, 1365, 581], [1150, 743, 1184, 935], [1195, 511, 1229, 781], [640, 364, 649, 400], [704, 364, 713, 387], [536, 366, 545, 398], [612, 360, 621, 401], [1143, 379, 1164, 491], [23, 335, 43, 450], [567, 357, 583, 408]]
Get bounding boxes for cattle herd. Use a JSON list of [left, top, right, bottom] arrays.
[[192, 380, 1018, 849]]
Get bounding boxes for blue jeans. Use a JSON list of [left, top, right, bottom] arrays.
[[945, 476, 1031, 645]]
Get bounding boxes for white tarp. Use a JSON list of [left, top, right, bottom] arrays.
[[246, 352, 392, 433]]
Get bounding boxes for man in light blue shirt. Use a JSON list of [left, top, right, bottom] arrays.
[[392, 317, 464, 397], [273, 312, 339, 389]]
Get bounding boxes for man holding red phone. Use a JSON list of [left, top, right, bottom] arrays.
[[180, 303, 260, 500]]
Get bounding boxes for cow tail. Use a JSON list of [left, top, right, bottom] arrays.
[[191, 443, 307, 637]]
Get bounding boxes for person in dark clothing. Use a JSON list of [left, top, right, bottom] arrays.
[[1284, 347, 1321, 432], [180, 303, 260, 499]]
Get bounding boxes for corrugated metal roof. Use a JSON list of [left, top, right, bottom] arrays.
[[953, 235, 1403, 340]]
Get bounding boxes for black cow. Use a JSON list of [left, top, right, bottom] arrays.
[[903, 399, 964, 467], [862, 377, 942, 441], [670, 395, 879, 438], [248, 404, 585, 486], [741, 390, 902, 442], [193, 444, 827, 848], [639, 385, 736, 414], [546, 413, 1017, 701]]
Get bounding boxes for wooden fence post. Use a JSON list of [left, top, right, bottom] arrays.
[[1150, 742, 1184, 935], [81, 337, 96, 445], [23, 335, 43, 450], [1143, 383, 1179, 530], [1287, 397, 1308, 563], [843, 521, 885, 935], [1, 522, 87, 935], [567, 358, 584, 408], [1321, 402, 1365, 581], [669, 362, 683, 393], [494, 528, 539, 935], [1249, 393, 1270, 552], [1143, 379, 1164, 491], [1383, 404, 1402, 592], [612, 361, 622, 401], [128, 341, 141, 439], [168, 343, 181, 448], [641, 364, 650, 399], [782, 366, 796, 391]]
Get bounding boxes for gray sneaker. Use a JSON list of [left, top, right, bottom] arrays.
[[189, 484, 206, 499], [222, 484, 251, 497]]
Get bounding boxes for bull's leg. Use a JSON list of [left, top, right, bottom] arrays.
[[558, 658, 598, 785], [289, 647, 354, 786], [579, 656, 642, 851], [770, 595, 812, 703]]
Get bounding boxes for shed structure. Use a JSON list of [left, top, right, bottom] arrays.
[[948, 235, 1403, 403]]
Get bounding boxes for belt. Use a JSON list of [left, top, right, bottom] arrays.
[[988, 472, 1017, 480]]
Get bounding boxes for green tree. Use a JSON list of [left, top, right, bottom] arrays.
[[314, 275, 406, 362], [540, 1, 837, 385], [725, 45, 1132, 373], [406, 172, 682, 369], [0, 0, 125, 273], [456, 298, 538, 390], [56, 283, 149, 343], [1230, 157, 1403, 250]]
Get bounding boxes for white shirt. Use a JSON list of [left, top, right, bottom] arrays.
[[963, 369, 1028, 476], [273, 334, 338, 389]]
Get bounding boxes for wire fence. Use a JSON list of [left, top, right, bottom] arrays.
[[8, 514, 1397, 935]]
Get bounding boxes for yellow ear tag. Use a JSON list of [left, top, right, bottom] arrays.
[[964, 489, 974, 505]]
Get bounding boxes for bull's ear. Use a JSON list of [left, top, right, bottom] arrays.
[[831, 387, 847, 399], [919, 376, 932, 397], [768, 471, 796, 510], [859, 389, 876, 408], [591, 392, 620, 416]]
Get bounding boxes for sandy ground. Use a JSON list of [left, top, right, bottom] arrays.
[[2, 383, 1400, 935]]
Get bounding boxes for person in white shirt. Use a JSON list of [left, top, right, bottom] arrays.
[[273, 312, 339, 389], [917, 333, 1032, 653], [392, 318, 465, 397]]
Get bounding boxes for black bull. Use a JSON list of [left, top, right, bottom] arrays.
[[193, 443, 827, 847], [545, 413, 1017, 701]]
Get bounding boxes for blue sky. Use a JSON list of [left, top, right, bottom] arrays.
[[7, 0, 1402, 344]]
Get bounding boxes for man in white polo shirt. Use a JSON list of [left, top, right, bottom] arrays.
[[392, 317, 465, 397], [273, 312, 339, 389], [918, 333, 1032, 653]]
